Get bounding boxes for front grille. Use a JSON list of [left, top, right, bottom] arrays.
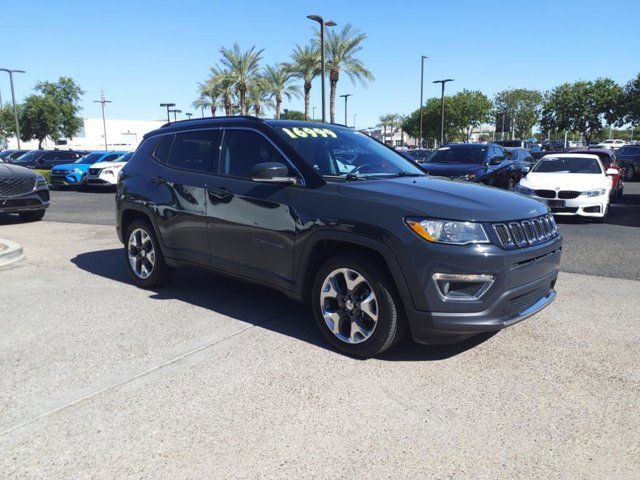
[[535, 189, 555, 199], [497, 286, 550, 322], [551, 206, 578, 213], [88, 168, 101, 176], [558, 190, 581, 199], [0, 176, 36, 198], [492, 214, 559, 249], [0, 198, 40, 208]]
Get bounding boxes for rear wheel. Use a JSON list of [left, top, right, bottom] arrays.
[[625, 166, 635, 181], [19, 210, 45, 222], [311, 254, 406, 358], [124, 219, 171, 288]]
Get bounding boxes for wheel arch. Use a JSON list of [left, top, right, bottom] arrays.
[[119, 204, 167, 255]]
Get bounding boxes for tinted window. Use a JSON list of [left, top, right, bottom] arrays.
[[167, 130, 222, 174], [533, 156, 602, 174], [13, 151, 44, 163], [222, 130, 287, 178], [75, 153, 105, 164], [132, 137, 160, 163], [102, 154, 122, 163], [618, 146, 640, 156], [153, 135, 174, 163], [425, 145, 486, 164]]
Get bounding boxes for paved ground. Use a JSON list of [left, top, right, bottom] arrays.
[[1, 220, 639, 479]]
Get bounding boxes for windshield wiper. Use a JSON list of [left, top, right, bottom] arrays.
[[385, 171, 426, 178], [323, 173, 370, 181]]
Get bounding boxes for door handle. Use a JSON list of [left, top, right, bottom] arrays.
[[151, 176, 167, 185], [207, 186, 233, 200]]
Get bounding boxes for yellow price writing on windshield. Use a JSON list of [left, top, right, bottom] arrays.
[[281, 127, 337, 139]]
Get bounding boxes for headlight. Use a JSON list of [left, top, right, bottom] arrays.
[[36, 174, 47, 187], [515, 185, 534, 195], [406, 218, 489, 245], [582, 188, 606, 197], [103, 169, 113, 175]]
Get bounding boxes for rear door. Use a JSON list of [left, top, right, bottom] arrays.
[[207, 128, 301, 290], [150, 130, 222, 266]]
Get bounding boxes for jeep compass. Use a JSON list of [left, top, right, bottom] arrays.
[[116, 117, 562, 358]]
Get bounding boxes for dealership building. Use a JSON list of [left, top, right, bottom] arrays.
[[4, 117, 165, 151]]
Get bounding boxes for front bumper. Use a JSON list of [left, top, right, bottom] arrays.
[[51, 172, 85, 186], [0, 188, 50, 214], [86, 170, 117, 186], [530, 195, 608, 217]]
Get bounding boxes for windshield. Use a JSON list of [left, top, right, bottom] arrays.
[[13, 151, 43, 163], [424, 146, 486, 164], [618, 146, 640, 156], [272, 124, 424, 178], [117, 152, 133, 163], [76, 153, 105, 164], [533, 156, 602, 174], [497, 140, 522, 147]]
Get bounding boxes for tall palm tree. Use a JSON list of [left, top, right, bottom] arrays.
[[377, 113, 396, 145], [219, 43, 264, 115], [246, 77, 273, 117], [192, 81, 220, 117], [263, 64, 301, 119], [324, 24, 374, 123], [286, 43, 320, 120]]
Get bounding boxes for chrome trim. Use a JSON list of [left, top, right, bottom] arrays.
[[432, 273, 495, 302]]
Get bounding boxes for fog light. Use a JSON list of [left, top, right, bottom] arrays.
[[432, 273, 495, 301]]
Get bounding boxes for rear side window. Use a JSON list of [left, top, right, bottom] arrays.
[[153, 135, 174, 163], [167, 130, 222, 174], [102, 154, 121, 162], [221, 129, 287, 178], [131, 137, 160, 163]]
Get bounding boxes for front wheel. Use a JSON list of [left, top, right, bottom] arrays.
[[625, 166, 635, 181], [311, 255, 406, 358], [594, 205, 609, 223], [124, 219, 171, 288]]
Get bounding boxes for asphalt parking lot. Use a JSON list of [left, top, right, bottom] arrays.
[[1, 185, 640, 478]]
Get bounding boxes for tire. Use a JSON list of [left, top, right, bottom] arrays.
[[311, 254, 406, 358], [124, 219, 172, 288], [625, 166, 635, 181], [19, 210, 46, 222], [507, 177, 516, 191]]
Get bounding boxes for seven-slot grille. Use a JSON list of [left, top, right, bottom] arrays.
[[0, 176, 36, 198], [493, 214, 558, 249]]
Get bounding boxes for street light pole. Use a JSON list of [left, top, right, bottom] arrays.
[[339, 93, 351, 126], [433, 79, 454, 146], [0, 68, 26, 149], [307, 15, 336, 123], [419, 55, 428, 147], [169, 109, 181, 122], [313, 106, 317, 119], [185, 112, 193, 120], [160, 102, 175, 123], [93, 89, 112, 150], [353, 113, 356, 129]]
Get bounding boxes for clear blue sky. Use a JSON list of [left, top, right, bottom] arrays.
[[2, 0, 639, 128]]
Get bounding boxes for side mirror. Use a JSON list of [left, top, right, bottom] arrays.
[[605, 168, 618, 176], [250, 162, 296, 184]]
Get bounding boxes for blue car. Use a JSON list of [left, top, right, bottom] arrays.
[[51, 151, 127, 187]]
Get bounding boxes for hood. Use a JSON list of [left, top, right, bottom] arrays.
[[90, 161, 126, 169], [521, 172, 609, 191], [337, 176, 548, 222], [418, 162, 484, 177], [0, 162, 37, 179], [53, 163, 90, 172]]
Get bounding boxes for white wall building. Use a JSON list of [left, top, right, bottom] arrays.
[[6, 118, 165, 151]]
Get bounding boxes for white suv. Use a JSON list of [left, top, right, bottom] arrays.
[[597, 139, 626, 150], [86, 152, 132, 187]]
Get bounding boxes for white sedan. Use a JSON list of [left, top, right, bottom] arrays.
[[597, 139, 626, 150], [86, 152, 133, 187], [515, 153, 617, 222]]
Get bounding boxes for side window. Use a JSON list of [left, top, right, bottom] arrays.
[[131, 137, 159, 163], [153, 135, 174, 163], [102, 154, 120, 162], [167, 130, 222, 174], [221, 129, 287, 179]]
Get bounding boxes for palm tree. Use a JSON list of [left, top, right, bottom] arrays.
[[219, 43, 264, 115], [192, 82, 219, 117], [377, 114, 396, 145], [324, 24, 374, 123], [246, 77, 273, 117], [263, 64, 301, 119], [286, 43, 320, 120], [208, 67, 236, 116]]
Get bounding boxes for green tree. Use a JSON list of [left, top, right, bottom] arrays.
[[192, 81, 221, 117], [494, 88, 543, 139], [286, 43, 319, 120], [0, 104, 18, 140], [34, 77, 84, 139], [449, 89, 493, 141], [263, 64, 300, 119], [324, 24, 374, 123], [219, 43, 264, 115], [246, 77, 272, 117], [377, 113, 397, 145], [621, 73, 640, 127], [402, 97, 448, 146], [20, 94, 60, 148], [541, 78, 623, 144], [280, 110, 306, 120]]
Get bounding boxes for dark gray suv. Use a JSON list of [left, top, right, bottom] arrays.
[[116, 117, 562, 358]]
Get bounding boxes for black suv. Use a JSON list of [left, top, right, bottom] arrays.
[[116, 118, 562, 358], [0, 162, 50, 221], [419, 143, 521, 190], [11, 150, 87, 169]]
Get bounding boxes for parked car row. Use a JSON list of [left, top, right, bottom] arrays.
[[50, 151, 129, 188]]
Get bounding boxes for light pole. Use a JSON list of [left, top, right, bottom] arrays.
[[419, 55, 428, 147], [339, 93, 351, 126], [0, 68, 26, 149], [169, 109, 181, 122], [93, 89, 111, 150], [185, 112, 193, 120], [312, 106, 317, 119], [353, 113, 356, 129], [433, 79, 454, 146], [160, 102, 175, 123], [307, 15, 336, 123]]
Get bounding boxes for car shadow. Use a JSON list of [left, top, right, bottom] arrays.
[[71, 248, 494, 361], [0, 213, 36, 225]]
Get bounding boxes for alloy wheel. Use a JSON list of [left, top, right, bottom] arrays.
[[127, 228, 156, 279], [319, 268, 379, 344]]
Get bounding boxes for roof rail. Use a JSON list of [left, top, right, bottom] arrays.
[[160, 115, 263, 128]]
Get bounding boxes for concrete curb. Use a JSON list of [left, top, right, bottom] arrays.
[[0, 239, 24, 268]]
